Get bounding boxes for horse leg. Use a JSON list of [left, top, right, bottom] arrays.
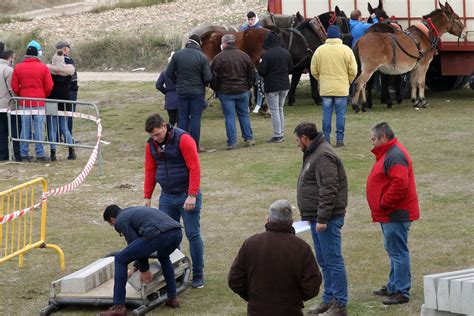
[[381, 74, 393, 109], [410, 70, 420, 109], [288, 68, 302, 106], [350, 78, 363, 113], [352, 71, 373, 113], [418, 77, 428, 108], [365, 75, 373, 109], [309, 72, 322, 105]]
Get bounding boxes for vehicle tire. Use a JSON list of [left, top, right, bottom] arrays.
[[425, 55, 468, 91], [470, 73, 474, 90]]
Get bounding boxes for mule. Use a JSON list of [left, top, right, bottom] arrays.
[[351, 1, 464, 112], [260, 12, 305, 29]]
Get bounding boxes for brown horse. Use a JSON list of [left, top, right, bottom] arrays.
[[351, 1, 464, 111]]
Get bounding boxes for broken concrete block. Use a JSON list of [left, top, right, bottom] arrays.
[[437, 273, 474, 311], [53, 257, 114, 294], [449, 275, 474, 314], [461, 279, 474, 315]]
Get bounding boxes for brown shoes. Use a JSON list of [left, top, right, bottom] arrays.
[[165, 297, 180, 308], [98, 304, 127, 316], [321, 302, 347, 316], [373, 285, 390, 296], [382, 292, 409, 305]]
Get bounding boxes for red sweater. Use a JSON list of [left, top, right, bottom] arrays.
[[144, 133, 200, 199], [366, 138, 420, 223], [11, 58, 53, 107]]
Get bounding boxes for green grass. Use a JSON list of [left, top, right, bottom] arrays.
[[0, 81, 473, 315]]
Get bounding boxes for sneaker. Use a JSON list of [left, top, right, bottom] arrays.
[[244, 139, 256, 147], [335, 142, 345, 148], [191, 277, 204, 289], [267, 136, 284, 143], [308, 301, 334, 314], [382, 292, 409, 305], [227, 144, 237, 150], [321, 301, 347, 316], [165, 297, 180, 308], [98, 304, 127, 316], [373, 285, 390, 296]]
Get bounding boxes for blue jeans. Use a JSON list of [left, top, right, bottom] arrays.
[[310, 217, 348, 306], [68, 91, 77, 136], [47, 115, 74, 150], [20, 107, 46, 158], [113, 228, 182, 304], [322, 96, 348, 144], [255, 72, 264, 107], [218, 91, 253, 145], [178, 94, 205, 148], [380, 221, 412, 298], [159, 192, 204, 278]]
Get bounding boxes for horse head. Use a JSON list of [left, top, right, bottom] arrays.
[[437, 1, 465, 37], [368, 0, 389, 22]]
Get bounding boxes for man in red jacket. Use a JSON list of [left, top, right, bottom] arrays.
[[366, 122, 420, 305], [11, 41, 53, 162], [143, 113, 205, 289]]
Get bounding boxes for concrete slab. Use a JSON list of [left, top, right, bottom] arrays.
[[423, 268, 474, 309], [420, 304, 463, 316], [449, 276, 474, 314], [461, 279, 474, 315], [293, 221, 310, 234], [52, 257, 114, 294], [437, 273, 474, 311]]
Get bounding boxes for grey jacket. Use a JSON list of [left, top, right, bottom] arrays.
[[296, 133, 348, 223], [166, 42, 212, 95], [0, 59, 13, 110]]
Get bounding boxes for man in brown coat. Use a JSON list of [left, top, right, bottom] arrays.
[[228, 200, 322, 316]]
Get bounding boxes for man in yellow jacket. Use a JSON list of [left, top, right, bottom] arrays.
[[311, 25, 357, 147]]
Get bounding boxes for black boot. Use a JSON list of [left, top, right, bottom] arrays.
[[67, 147, 76, 160], [50, 149, 57, 162]]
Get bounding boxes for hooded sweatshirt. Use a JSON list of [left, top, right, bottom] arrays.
[[257, 31, 293, 93]]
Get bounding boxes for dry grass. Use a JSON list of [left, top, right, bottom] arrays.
[[0, 81, 473, 315]]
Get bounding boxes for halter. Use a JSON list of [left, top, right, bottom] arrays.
[[328, 12, 337, 25]]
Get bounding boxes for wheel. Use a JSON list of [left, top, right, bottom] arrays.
[[425, 55, 467, 91], [470, 73, 474, 90]]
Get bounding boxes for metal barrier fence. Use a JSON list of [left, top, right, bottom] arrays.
[[0, 177, 65, 270], [7, 97, 102, 174]]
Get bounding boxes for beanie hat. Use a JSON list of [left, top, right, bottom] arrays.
[[188, 34, 201, 46], [327, 25, 341, 39], [26, 46, 39, 57], [26, 40, 42, 57]]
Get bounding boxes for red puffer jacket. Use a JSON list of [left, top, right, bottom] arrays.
[[11, 57, 53, 107], [366, 138, 420, 223]]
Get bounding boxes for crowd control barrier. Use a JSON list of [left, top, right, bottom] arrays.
[[6, 97, 102, 174], [0, 177, 65, 270]]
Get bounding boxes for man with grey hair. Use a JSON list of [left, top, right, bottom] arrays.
[[228, 200, 322, 315], [210, 33, 255, 150]]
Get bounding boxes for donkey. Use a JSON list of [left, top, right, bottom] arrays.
[[351, 1, 464, 112]]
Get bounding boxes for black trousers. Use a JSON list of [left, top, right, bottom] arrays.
[[0, 112, 21, 160]]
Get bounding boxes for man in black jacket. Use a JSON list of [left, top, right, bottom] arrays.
[[257, 31, 292, 143], [166, 34, 212, 151], [294, 122, 349, 316], [211, 34, 255, 150], [99, 205, 182, 316]]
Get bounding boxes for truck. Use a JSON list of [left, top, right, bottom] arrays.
[[268, 0, 474, 90]]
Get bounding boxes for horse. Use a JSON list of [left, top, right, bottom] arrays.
[[351, 1, 464, 112], [364, 0, 405, 110], [260, 11, 305, 29], [286, 7, 352, 106]]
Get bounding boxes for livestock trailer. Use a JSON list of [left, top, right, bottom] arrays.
[[268, 0, 474, 90]]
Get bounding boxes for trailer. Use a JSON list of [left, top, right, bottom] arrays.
[[268, 0, 474, 90]]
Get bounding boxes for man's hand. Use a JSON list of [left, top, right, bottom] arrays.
[[140, 270, 152, 284], [316, 223, 327, 232], [370, 13, 376, 19], [184, 195, 197, 212], [127, 266, 138, 278], [144, 198, 151, 207]]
